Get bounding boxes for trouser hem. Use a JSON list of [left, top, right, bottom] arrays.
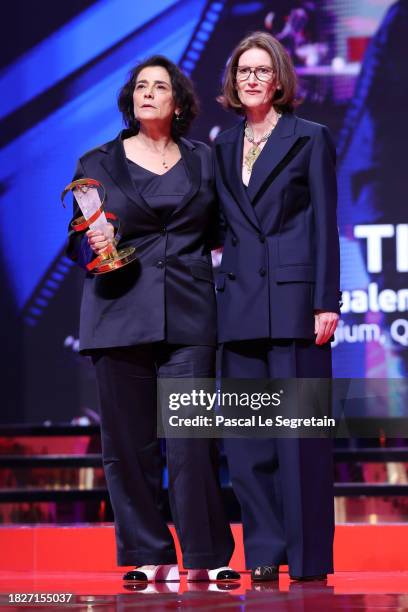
[[244, 548, 333, 575], [182, 551, 233, 570], [117, 549, 177, 566], [244, 544, 287, 570]]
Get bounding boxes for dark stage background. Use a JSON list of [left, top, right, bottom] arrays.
[[1, 0, 407, 424]]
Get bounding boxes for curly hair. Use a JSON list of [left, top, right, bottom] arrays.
[[118, 55, 199, 140]]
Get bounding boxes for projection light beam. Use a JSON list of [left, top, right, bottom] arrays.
[[0, 0, 207, 312]]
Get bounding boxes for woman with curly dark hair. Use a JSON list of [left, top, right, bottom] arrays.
[[66, 55, 237, 584]]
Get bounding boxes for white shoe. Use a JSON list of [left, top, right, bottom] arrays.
[[123, 564, 180, 582], [187, 566, 240, 582]]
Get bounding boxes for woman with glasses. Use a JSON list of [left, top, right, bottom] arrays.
[[214, 32, 341, 582]]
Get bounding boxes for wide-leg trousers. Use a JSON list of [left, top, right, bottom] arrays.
[[92, 343, 234, 568], [221, 339, 334, 577]]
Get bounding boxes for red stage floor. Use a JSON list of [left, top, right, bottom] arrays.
[[1, 571, 408, 610], [1, 523, 408, 572], [2, 524, 408, 609]]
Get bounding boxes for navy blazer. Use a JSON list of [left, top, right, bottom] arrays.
[[66, 131, 217, 352], [214, 112, 341, 343]]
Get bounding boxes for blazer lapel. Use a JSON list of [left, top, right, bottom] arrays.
[[246, 113, 299, 204], [101, 132, 159, 221], [215, 121, 261, 231]]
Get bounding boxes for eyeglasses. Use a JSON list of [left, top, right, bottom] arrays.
[[234, 66, 274, 82]]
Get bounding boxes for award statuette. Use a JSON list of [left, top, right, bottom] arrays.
[[61, 178, 136, 274]]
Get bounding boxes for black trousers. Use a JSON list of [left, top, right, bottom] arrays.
[[222, 339, 334, 577], [93, 343, 234, 568]]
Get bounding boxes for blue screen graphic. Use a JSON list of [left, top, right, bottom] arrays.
[[0, 0, 406, 423]]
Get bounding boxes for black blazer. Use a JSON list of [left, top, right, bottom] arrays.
[[66, 131, 217, 352], [214, 113, 341, 343]]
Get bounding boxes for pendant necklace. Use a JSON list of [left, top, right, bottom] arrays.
[[136, 134, 172, 170], [161, 140, 172, 170], [162, 148, 169, 170], [244, 113, 281, 174]]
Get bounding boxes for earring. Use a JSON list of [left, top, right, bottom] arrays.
[[174, 113, 181, 121]]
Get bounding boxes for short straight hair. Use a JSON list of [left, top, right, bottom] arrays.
[[218, 32, 298, 114]]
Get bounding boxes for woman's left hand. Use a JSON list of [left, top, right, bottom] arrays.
[[314, 310, 339, 345]]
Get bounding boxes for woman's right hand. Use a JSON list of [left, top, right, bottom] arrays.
[[86, 223, 115, 255]]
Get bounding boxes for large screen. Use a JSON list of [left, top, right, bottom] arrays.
[[0, 0, 406, 423]]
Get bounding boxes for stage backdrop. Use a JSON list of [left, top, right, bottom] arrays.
[[1, 0, 406, 423]]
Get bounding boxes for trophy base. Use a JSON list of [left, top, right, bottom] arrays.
[[92, 247, 137, 274]]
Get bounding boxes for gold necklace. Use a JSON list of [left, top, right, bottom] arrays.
[[160, 140, 172, 170], [137, 135, 172, 170], [244, 113, 281, 174]]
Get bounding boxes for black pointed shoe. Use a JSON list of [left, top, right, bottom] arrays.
[[187, 567, 240, 582], [123, 565, 179, 582], [290, 574, 327, 582], [123, 569, 149, 582], [214, 569, 240, 581], [251, 565, 279, 581]]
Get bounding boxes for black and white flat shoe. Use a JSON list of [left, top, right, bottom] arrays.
[[187, 566, 240, 582], [123, 564, 180, 582]]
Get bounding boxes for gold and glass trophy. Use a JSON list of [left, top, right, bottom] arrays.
[[61, 178, 136, 274]]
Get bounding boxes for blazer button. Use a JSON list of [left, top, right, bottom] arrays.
[[231, 236, 238, 246], [156, 260, 165, 269], [259, 234, 266, 243], [227, 272, 236, 280], [259, 267, 266, 277], [160, 226, 167, 235]]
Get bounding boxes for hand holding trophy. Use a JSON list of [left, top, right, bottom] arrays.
[[61, 178, 137, 274]]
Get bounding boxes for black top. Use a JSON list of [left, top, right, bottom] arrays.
[[127, 158, 190, 219]]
